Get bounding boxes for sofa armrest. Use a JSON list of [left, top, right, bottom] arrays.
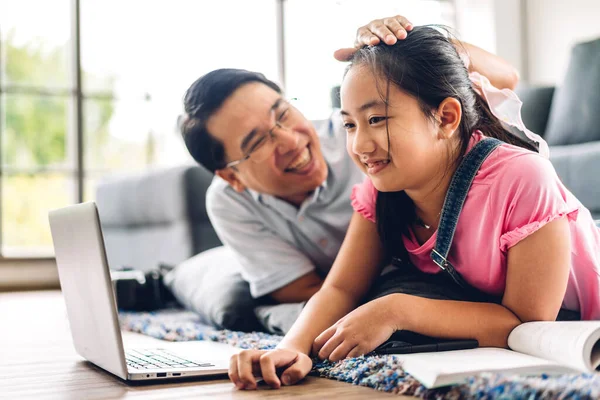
[[95, 165, 220, 272], [515, 85, 555, 137], [183, 166, 222, 255], [550, 142, 600, 218]]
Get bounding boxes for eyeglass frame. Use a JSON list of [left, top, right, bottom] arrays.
[[224, 98, 296, 169]]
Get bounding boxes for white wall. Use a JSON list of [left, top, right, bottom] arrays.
[[492, 0, 526, 79], [459, 0, 600, 86], [455, 0, 497, 52], [525, 0, 600, 85], [456, 0, 526, 77]]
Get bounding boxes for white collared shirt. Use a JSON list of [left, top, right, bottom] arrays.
[[206, 110, 365, 297]]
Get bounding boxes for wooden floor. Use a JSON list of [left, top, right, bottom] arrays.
[[0, 290, 409, 399]]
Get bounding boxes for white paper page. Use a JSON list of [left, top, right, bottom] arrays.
[[399, 348, 577, 388], [508, 321, 600, 372]]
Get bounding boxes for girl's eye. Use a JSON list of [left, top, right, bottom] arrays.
[[343, 122, 355, 130], [369, 116, 387, 125]]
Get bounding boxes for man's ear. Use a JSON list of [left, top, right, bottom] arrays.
[[215, 168, 246, 193], [436, 97, 462, 139]]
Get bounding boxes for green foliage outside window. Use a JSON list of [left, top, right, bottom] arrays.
[[2, 29, 115, 252]]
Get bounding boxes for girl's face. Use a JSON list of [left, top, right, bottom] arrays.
[[341, 65, 453, 193]]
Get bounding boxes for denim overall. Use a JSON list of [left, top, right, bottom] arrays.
[[429, 137, 502, 291], [368, 137, 581, 320]]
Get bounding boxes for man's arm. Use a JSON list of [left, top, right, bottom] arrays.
[[270, 271, 322, 303], [206, 180, 322, 303], [452, 39, 519, 90]]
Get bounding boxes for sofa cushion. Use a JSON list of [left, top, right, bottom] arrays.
[[549, 141, 600, 218], [163, 246, 263, 331], [97, 166, 194, 272], [515, 85, 555, 137], [544, 38, 600, 145]]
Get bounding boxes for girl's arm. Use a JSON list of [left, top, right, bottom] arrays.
[[230, 212, 384, 389], [280, 213, 385, 352], [316, 217, 571, 359], [399, 217, 571, 347], [391, 217, 570, 348]]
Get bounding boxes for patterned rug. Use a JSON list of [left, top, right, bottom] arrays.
[[119, 309, 600, 399]]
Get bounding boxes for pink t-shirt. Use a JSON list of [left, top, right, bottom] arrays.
[[351, 132, 600, 320]]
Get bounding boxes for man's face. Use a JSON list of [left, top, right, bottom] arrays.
[[207, 82, 328, 204]]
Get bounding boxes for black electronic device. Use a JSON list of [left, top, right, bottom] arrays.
[[374, 330, 478, 355]]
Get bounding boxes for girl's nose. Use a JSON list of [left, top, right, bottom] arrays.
[[351, 127, 376, 156]]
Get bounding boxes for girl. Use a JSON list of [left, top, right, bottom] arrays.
[[229, 25, 600, 390]]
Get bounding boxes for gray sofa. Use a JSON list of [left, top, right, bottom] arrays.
[[516, 37, 600, 219]]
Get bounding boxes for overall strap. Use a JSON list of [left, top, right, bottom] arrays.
[[431, 137, 503, 288]]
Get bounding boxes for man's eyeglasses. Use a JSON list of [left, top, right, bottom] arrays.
[[225, 99, 297, 168]]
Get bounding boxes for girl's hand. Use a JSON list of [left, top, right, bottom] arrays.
[[334, 15, 414, 61], [312, 296, 398, 362], [228, 348, 313, 390]]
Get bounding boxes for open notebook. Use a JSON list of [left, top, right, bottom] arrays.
[[395, 321, 600, 388]]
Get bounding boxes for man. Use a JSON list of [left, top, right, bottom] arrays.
[[181, 69, 361, 304], [180, 16, 520, 320]]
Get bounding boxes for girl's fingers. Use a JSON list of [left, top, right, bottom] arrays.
[[236, 350, 263, 390], [258, 353, 282, 389], [257, 349, 300, 389], [317, 331, 346, 360], [346, 345, 367, 359], [281, 354, 313, 385], [313, 326, 336, 355], [328, 340, 357, 362], [228, 354, 244, 389]]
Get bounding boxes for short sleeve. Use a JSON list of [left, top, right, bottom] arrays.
[[351, 177, 378, 223], [206, 179, 315, 298], [495, 153, 580, 252]]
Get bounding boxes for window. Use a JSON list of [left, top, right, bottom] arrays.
[[0, 0, 278, 258], [80, 0, 280, 188], [1, 0, 73, 257]]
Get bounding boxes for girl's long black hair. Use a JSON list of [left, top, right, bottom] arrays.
[[348, 26, 537, 262]]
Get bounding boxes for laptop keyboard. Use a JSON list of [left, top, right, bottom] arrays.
[[125, 349, 215, 370]]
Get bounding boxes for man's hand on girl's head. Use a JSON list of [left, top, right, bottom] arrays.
[[333, 15, 414, 62]]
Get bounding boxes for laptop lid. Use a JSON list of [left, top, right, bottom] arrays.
[[49, 202, 128, 380]]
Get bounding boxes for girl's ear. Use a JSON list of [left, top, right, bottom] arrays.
[[215, 168, 246, 193], [436, 97, 462, 139]]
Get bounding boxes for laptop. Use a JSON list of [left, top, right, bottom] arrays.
[[49, 201, 239, 382]]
